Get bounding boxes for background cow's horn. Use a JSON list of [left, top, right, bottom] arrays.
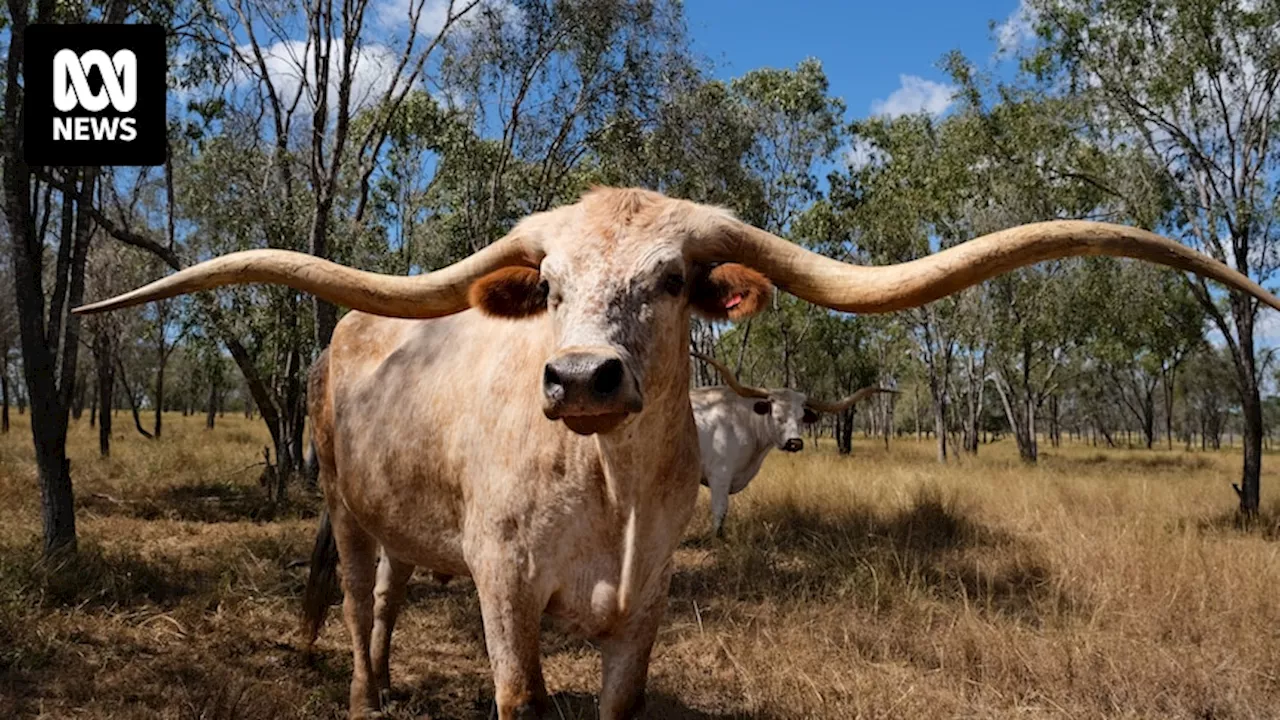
[[696, 217, 1280, 314], [73, 232, 541, 318], [691, 352, 770, 399], [806, 387, 896, 414]]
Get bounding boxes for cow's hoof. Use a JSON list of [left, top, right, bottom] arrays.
[[512, 701, 549, 719]]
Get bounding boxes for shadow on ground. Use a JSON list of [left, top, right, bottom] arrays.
[[1188, 501, 1280, 541], [675, 488, 1083, 624], [78, 480, 321, 523]]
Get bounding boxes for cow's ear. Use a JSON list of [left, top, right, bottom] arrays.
[[802, 408, 819, 424], [753, 400, 772, 415], [469, 267, 547, 318], [691, 263, 772, 321]]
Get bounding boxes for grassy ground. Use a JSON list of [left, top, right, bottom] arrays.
[[3, 413, 1280, 719]]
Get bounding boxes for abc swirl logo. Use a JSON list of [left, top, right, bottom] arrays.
[[25, 24, 165, 166], [52, 49, 139, 141]]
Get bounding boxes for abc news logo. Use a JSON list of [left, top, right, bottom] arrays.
[[25, 24, 165, 166]]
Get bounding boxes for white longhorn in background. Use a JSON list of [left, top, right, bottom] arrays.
[[691, 352, 893, 536]]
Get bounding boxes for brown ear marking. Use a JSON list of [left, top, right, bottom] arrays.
[[468, 267, 547, 318], [691, 263, 773, 321]]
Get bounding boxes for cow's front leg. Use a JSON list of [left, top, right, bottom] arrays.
[[599, 576, 668, 720], [370, 550, 415, 697], [474, 561, 548, 719], [708, 474, 732, 537]]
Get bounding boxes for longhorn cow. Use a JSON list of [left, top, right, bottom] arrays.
[[690, 352, 892, 535], [75, 187, 1280, 719]]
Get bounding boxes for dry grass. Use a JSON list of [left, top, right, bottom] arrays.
[[3, 413, 1280, 718]]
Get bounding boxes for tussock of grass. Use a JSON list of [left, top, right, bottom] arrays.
[[3, 415, 1280, 718]]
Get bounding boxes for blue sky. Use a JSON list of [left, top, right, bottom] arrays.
[[685, 1, 1024, 121]]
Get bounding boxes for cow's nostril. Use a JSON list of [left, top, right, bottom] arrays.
[[543, 364, 565, 396], [590, 358, 624, 398]]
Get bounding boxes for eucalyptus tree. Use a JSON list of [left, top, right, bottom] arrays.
[[729, 60, 846, 383], [939, 58, 1197, 462], [1088, 261, 1206, 448], [427, 0, 691, 253], [1020, 0, 1280, 509], [2, 0, 136, 553], [834, 114, 973, 462], [1182, 346, 1239, 451], [0, 254, 14, 434]]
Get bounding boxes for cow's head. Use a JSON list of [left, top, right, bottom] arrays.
[[465, 191, 772, 434], [749, 390, 816, 453], [75, 187, 1280, 437], [692, 353, 888, 452]]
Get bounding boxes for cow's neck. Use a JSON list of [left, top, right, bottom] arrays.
[[739, 402, 778, 477], [592, 350, 696, 616]]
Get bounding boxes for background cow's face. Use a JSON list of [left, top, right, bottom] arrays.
[[468, 190, 772, 435], [753, 389, 819, 452]]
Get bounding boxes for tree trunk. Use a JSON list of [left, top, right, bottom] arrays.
[[837, 406, 855, 455], [913, 383, 922, 441], [933, 396, 947, 461], [95, 333, 115, 457], [205, 370, 219, 430], [992, 368, 1037, 462], [71, 380, 85, 420], [117, 357, 155, 440], [929, 362, 948, 461], [1, 352, 9, 434], [153, 303, 169, 439], [1238, 383, 1263, 514], [881, 393, 892, 450]]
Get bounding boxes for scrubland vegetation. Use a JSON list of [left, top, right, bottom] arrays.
[[4, 413, 1279, 719]]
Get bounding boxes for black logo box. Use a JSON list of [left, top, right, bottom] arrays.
[[24, 24, 166, 167]]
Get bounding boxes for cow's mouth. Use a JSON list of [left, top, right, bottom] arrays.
[[561, 412, 630, 435]]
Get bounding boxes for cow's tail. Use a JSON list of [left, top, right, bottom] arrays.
[[303, 435, 320, 488], [301, 507, 340, 646]]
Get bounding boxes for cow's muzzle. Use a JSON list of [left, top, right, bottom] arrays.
[[782, 438, 804, 452], [542, 347, 643, 434]]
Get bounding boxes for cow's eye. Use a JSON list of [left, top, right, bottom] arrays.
[[663, 273, 685, 296], [538, 278, 550, 300]]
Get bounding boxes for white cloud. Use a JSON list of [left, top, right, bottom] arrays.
[[870, 75, 956, 119], [995, 0, 1037, 56], [374, 0, 449, 34], [844, 137, 886, 172], [374, 0, 519, 37], [234, 40, 409, 114]]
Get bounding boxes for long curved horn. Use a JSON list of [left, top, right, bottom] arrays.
[[73, 232, 541, 318], [692, 216, 1280, 313], [690, 352, 769, 399], [806, 387, 896, 414]]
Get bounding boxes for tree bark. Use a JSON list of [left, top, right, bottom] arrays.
[[95, 333, 115, 458], [837, 406, 855, 455], [1227, 303, 1264, 513], [1, 351, 9, 434], [205, 369, 220, 430], [116, 357, 155, 440]]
